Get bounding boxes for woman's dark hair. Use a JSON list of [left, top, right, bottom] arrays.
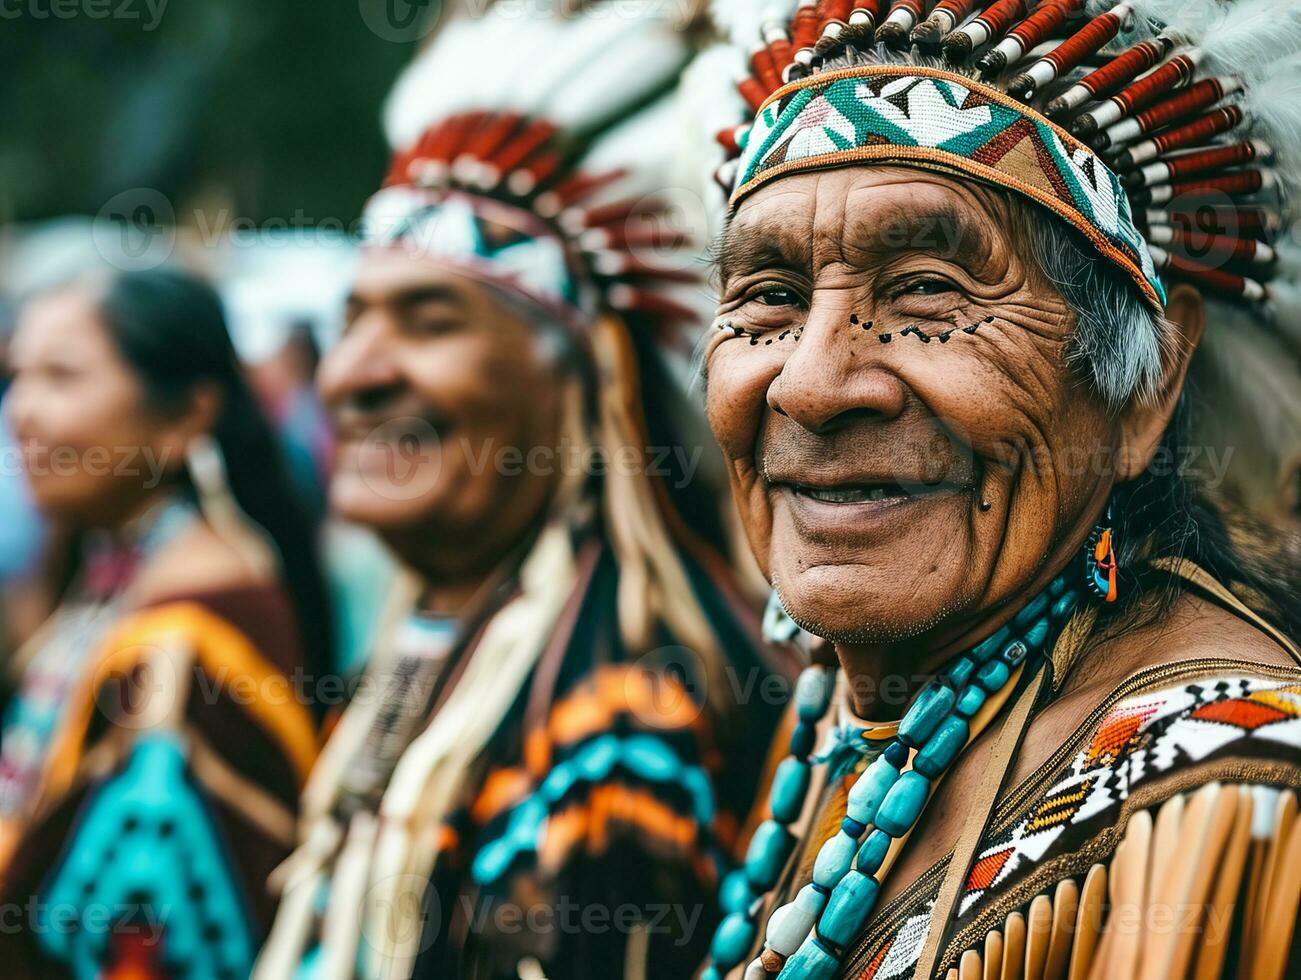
[[97, 266, 334, 710]]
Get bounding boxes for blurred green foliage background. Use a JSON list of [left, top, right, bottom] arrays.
[[1, 0, 420, 225]]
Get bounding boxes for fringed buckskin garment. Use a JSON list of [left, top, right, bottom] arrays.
[[268, 538, 785, 979], [733, 563, 1301, 980]]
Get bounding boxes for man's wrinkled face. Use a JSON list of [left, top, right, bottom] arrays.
[[705, 168, 1119, 644], [320, 248, 567, 578]]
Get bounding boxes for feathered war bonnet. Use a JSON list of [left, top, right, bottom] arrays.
[[372, 0, 708, 334], [697, 0, 1301, 312], [686, 0, 1301, 529], [369, 0, 739, 622], [251, 9, 744, 980]]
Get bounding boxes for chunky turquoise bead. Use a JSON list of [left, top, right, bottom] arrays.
[[711, 912, 757, 965], [795, 667, 834, 720], [946, 656, 976, 689], [1050, 576, 1067, 595], [955, 683, 987, 718], [818, 870, 881, 948], [789, 719, 817, 759], [912, 714, 969, 778], [777, 935, 839, 980], [812, 830, 858, 889], [770, 758, 811, 823], [972, 625, 1010, 662], [766, 884, 825, 955], [700, 968, 723, 980], [846, 756, 898, 824], [721, 868, 752, 914], [1001, 639, 1029, 666], [1022, 616, 1050, 650], [976, 658, 1011, 692], [855, 828, 891, 875], [1012, 592, 1049, 627], [841, 817, 866, 838], [883, 741, 909, 769], [897, 680, 956, 747], [746, 820, 795, 890], [1052, 591, 1078, 620], [875, 770, 930, 836]]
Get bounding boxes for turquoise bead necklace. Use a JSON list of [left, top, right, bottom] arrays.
[[704, 576, 1080, 980]]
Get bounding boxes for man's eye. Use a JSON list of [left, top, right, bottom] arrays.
[[408, 318, 463, 337], [902, 278, 954, 296], [754, 285, 803, 307]]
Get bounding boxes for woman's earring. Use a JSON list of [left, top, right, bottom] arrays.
[[186, 434, 276, 578], [1084, 502, 1119, 603]]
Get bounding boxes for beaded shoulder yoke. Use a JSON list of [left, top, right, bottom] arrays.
[[847, 662, 1301, 979]]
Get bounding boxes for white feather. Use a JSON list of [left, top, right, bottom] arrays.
[[1127, 0, 1223, 42], [1246, 59, 1301, 200], [384, 1, 689, 148], [1265, 277, 1301, 348], [677, 44, 749, 239], [710, 0, 801, 47], [1202, 0, 1301, 76], [681, 43, 749, 140], [545, 18, 689, 129]]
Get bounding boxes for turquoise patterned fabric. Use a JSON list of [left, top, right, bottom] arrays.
[[731, 69, 1164, 309]]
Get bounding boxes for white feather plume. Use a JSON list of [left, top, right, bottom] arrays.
[[678, 44, 749, 238], [1245, 59, 1301, 200], [1126, 0, 1222, 37], [544, 17, 688, 129], [384, 1, 689, 149], [1200, 0, 1301, 76], [710, 0, 802, 48]]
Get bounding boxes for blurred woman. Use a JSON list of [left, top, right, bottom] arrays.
[[0, 267, 329, 978]]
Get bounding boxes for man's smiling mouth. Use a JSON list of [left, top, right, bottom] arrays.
[[781, 481, 967, 504]]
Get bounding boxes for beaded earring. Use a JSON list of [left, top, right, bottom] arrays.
[[1084, 503, 1119, 603]]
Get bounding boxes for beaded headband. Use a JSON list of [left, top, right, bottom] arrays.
[[369, 109, 700, 333], [363, 186, 587, 326], [708, 0, 1301, 312], [730, 64, 1165, 310]]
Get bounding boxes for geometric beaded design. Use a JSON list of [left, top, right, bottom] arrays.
[[732, 66, 1164, 311], [851, 674, 1301, 978]]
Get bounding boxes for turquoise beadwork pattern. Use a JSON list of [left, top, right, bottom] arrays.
[[730, 69, 1164, 310], [701, 577, 1081, 979]]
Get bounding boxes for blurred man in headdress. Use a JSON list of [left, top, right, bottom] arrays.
[[255, 3, 793, 978]]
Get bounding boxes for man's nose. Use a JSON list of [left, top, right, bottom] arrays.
[[767, 297, 907, 434], [317, 315, 404, 409]]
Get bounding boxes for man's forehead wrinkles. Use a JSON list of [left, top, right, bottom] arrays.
[[720, 213, 811, 276], [837, 177, 1004, 257]]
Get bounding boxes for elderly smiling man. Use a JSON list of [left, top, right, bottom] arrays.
[[692, 2, 1301, 978]]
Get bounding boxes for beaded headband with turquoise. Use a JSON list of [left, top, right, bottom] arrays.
[[728, 64, 1166, 311], [364, 109, 703, 335], [711, 0, 1301, 312]]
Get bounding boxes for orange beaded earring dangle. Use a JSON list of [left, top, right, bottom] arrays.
[[1085, 503, 1119, 603]]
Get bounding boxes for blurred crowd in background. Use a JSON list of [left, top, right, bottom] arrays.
[[0, 0, 409, 676]]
